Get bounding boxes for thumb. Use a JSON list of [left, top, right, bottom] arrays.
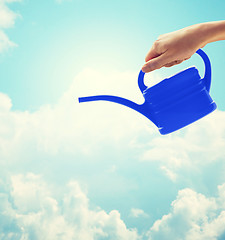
[[142, 53, 169, 73]]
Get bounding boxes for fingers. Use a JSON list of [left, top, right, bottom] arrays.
[[145, 40, 167, 62], [142, 56, 186, 72], [145, 46, 160, 62], [164, 60, 183, 67], [142, 53, 170, 73]]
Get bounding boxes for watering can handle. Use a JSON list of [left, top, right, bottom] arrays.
[[196, 49, 211, 92], [138, 48, 212, 93]]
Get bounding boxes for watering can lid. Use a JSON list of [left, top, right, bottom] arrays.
[[143, 66, 199, 95]]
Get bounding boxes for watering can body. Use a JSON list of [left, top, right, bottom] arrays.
[[78, 49, 217, 135]]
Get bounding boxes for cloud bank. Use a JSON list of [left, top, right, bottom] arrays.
[[148, 185, 225, 240], [0, 67, 225, 239], [1, 173, 225, 239], [0, 173, 139, 240]]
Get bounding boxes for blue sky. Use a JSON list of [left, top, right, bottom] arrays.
[[0, 0, 225, 239]]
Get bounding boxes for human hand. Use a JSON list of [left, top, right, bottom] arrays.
[[142, 24, 208, 73]]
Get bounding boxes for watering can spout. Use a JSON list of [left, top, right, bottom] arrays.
[[78, 95, 157, 126]]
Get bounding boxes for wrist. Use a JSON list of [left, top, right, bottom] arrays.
[[197, 21, 225, 46], [181, 23, 209, 50]]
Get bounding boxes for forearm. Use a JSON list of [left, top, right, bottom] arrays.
[[195, 21, 225, 48]]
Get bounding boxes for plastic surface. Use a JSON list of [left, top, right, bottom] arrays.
[[78, 49, 217, 135]]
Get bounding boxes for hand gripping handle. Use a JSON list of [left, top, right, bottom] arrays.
[[138, 49, 212, 93]]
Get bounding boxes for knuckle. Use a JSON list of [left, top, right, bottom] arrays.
[[152, 40, 160, 50], [152, 39, 167, 53]]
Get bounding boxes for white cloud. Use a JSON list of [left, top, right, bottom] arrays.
[[0, 0, 19, 28], [141, 110, 225, 181], [147, 184, 225, 240], [160, 166, 177, 182], [130, 208, 149, 218], [0, 0, 20, 53], [0, 92, 12, 111], [0, 30, 16, 51], [0, 173, 139, 240]]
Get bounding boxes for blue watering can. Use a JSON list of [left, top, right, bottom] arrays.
[[78, 49, 217, 135]]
